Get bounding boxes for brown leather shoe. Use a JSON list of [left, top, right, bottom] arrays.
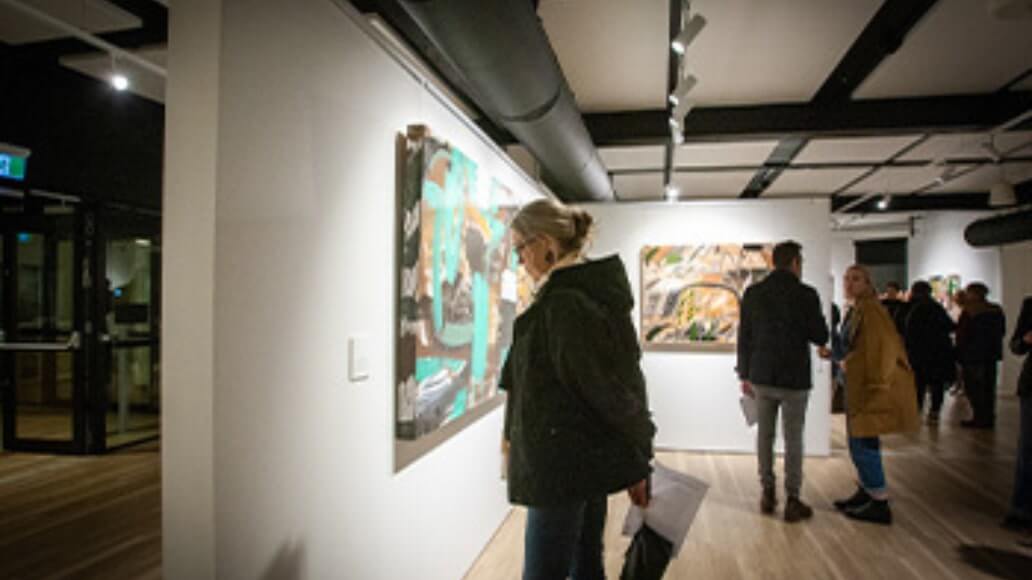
[[784, 497, 814, 523], [761, 487, 777, 515]]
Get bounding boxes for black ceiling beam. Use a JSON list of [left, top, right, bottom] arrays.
[[813, 0, 938, 103], [606, 155, 1032, 176], [740, 0, 940, 198], [349, 0, 513, 145], [834, 193, 990, 213], [579, 92, 1032, 146]]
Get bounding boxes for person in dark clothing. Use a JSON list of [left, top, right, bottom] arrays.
[[1003, 296, 1032, 535], [881, 281, 909, 336], [904, 280, 957, 424], [955, 282, 1007, 429], [737, 240, 830, 523], [501, 198, 655, 580]]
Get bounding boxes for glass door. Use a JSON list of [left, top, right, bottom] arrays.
[[1, 209, 86, 453], [98, 209, 161, 449]]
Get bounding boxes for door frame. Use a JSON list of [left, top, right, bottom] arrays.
[[0, 210, 90, 454]]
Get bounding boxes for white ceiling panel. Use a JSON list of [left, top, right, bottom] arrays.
[[900, 131, 1032, 162], [678, 0, 882, 105], [764, 168, 870, 196], [670, 170, 756, 198], [856, 0, 1032, 98], [846, 165, 976, 194], [540, 0, 668, 111], [60, 47, 167, 103], [0, 0, 141, 44], [792, 135, 922, 164], [673, 140, 778, 167], [930, 162, 1032, 193], [613, 172, 665, 201], [599, 146, 666, 171]]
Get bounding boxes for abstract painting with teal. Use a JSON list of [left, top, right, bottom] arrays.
[[396, 126, 524, 441]]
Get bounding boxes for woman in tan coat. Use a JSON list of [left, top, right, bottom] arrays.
[[834, 265, 919, 525]]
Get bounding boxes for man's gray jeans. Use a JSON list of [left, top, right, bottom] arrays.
[[754, 385, 810, 498]]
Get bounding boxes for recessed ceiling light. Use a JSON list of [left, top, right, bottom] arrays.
[[876, 196, 890, 210]]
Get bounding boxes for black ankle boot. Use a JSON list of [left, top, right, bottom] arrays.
[[834, 487, 871, 512], [846, 499, 892, 525]]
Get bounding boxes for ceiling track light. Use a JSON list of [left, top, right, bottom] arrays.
[[665, 184, 680, 201], [876, 195, 891, 211], [671, 14, 707, 55], [668, 73, 698, 107]]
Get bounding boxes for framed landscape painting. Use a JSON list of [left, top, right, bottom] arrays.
[[640, 244, 774, 352]]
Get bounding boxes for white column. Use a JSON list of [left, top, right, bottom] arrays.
[[161, 0, 222, 578]]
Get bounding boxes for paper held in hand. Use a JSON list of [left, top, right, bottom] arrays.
[[740, 394, 758, 427], [622, 462, 710, 555]]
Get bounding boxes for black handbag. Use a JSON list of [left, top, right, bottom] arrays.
[[619, 524, 673, 580]]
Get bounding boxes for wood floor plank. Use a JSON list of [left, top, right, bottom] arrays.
[[467, 396, 1031, 580]]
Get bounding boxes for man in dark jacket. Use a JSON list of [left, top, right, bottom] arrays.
[[904, 280, 957, 424], [1003, 295, 1032, 534], [737, 240, 830, 522], [956, 282, 1007, 429]]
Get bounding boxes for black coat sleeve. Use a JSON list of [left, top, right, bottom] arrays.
[[804, 286, 830, 347], [544, 289, 656, 461], [499, 351, 514, 440], [737, 288, 754, 380], [1013, 298, 1032, 357]]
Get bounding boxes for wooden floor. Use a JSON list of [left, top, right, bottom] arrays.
[[0, 396, 1028, 579], [0, 441, 161, 580], [467, 395, 1032, 580]]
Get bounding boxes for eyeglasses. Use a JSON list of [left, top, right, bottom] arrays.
[[513, 236, 537, 254]]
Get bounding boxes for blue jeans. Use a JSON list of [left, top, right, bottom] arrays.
[[1010, 395, 1032, 521], [524, 495, 607, 580], [848, 437, 886, 495]]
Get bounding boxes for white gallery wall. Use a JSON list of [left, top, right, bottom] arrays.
[[908, 211, 1001, 301], [586, 199, 834, 456], [163, 0, 542, 578]]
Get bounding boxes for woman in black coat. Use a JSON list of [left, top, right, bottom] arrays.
[[501, 198, 655, 580], [904, 280, 957, 424]]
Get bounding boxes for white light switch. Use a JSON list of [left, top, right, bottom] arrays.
[[348, 335, 370, 382]]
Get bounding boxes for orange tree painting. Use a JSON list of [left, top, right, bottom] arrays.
[[641, 244, 773, 351]]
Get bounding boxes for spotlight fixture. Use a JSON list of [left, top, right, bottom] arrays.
[[665, 184, 680, 201], [876, 195, 890, 211], [668, 74, 698, 107], [671, 14, 707, 55], [670, 99, 693, 130], [111, 73, 130, 91]]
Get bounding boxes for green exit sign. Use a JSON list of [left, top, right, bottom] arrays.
[[0, 153, 27, 181]]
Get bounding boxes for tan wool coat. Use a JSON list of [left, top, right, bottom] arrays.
[[844, 296, 920, 437]]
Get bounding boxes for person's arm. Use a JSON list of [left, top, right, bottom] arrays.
[[737, 289, 754, 395], [499, 349, 514, 442], [805, 287, 830, 347], [544, 290, 656, 460], [1011, 298, 1032, 356]]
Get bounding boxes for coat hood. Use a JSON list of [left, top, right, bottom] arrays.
[[541, 254, 634, 313]]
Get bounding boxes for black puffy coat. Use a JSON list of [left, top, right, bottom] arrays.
[[500, 255, 655, 507], [1012, 297, 1032, 397], [903, 296, 957, 384], [736, 269, 829, 390]]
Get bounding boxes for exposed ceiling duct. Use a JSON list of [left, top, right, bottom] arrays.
[[964, 209, 1032, 247], [396, 0, 614, 202]]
